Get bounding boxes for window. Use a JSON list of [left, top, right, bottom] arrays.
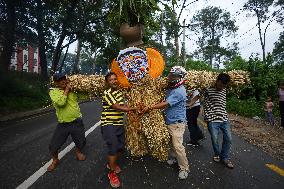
[[11, 52, 16, 59], [24, 54, 28, 65], [34, 58, 37, 66]]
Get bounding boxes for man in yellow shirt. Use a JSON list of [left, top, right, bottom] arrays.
[[48, 73, 86, 171], [101, 72, 137, 188]]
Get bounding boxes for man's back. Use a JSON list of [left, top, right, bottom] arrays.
[[164, 85, 187, 125], [203, 87, 228, 122]]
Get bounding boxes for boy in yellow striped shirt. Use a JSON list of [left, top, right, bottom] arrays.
[[101, 72, 137, 188]]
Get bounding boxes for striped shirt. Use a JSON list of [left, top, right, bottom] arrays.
[[203, 87, 228, 122], [101, 88, 124, 126]]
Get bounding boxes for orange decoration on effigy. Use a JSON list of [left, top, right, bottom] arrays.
[[111, 47, 165, 88]]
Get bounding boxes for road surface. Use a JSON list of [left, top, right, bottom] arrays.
[[0, 101, 283, 189]]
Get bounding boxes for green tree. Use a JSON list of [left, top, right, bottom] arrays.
[[186, 59, 212, 71], [243, 0, 274, 62], [273, 32, 284, 64], [272, 0, 284, 65], [190, 6, 238, 67], [161, 0, 199, 61]]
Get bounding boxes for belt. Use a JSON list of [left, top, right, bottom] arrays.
[[61, 118, 82, 124], [166, 120, 186, 125]]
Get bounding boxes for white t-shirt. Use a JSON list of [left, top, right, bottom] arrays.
[[190, 90, 200, 107]]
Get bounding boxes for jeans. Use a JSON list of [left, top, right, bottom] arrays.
[[266, 112, 275, 126], [186, 106, 204, 142], [207, 121, 232, 161]]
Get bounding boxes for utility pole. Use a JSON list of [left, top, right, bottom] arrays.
[[160, 12, 164, 46], [182, 19, 186, 68]]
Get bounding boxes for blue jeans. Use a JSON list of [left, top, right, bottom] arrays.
[[266, 112, 275, 126], [208, 121, 232, 161]]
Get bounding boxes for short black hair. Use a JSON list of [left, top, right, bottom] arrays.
[[217, 73, 231, 85], [53, 72, 66, 82], [105, 72, 117, 82]]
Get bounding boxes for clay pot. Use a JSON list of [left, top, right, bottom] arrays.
[[120, 23, 144, 47]]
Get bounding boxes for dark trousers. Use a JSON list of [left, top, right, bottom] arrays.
[[101, 125, 125, 156], [186, 105, 204, 142], [280, 101, 284, 128], [49, 118, 86, 154], [266, 111, 275, 126]]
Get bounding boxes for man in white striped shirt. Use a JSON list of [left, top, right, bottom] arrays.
[[192, 73, 234, 169], [206, 73, 234, 169]]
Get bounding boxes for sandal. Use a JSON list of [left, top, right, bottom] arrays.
[[213, 156, 220, 163], [222, 160, 234, 169], [47, 159, 59, 172]]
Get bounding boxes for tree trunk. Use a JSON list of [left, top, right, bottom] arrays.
[[0, 0, 16, 72], [51, 34, 65, 74], [256, 10, 266, 62], [59, 44, 70, 73], [209, 29, 215, 67], [36, 0, 48, 80], [92, 47, 98, 74], [172, 1, 179, 59], [159, 13, 164, 46], [50, 0, 78, 75], [73, 39, 81, 74]]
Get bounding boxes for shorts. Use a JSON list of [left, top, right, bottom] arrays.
[[101, 125, 125, 155], [49, 118, 86, 154]]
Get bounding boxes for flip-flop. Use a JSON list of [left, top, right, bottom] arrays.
[[213, 156, 220, 162], [222, 160, 234, 169]]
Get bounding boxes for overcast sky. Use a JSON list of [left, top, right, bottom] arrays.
[[67, 0, 283, 60], [181, 0, 283, 59]]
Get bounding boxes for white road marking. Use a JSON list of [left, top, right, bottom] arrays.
[[16, 121, 101, 189]]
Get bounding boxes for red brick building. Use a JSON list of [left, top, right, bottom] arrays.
[[10, 44, 41, 74]]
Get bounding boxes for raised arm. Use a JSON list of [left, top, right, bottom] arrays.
[[188, 95, 200, 108], [111, 104, 137, 112]]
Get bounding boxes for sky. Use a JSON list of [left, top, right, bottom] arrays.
[[181, 0, 283, 59], [67, 0, 283, 60]]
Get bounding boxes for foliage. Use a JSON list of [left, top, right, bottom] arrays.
[[185, 59, 213, 71], [243, 0, 274, 22], [243, 0, 275, 61], [0, 70, 50, 114], [225, 56, 284, 103], [190, 6, 238, 66], [227, 96, 264, 117], [107, 0, 160, 27], [273, 0, 284, 64]]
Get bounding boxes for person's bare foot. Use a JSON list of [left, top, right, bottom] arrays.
[[47, 159, 59, 172], [76, 151, 86, 161]]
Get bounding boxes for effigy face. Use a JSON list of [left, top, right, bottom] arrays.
[[111, 47, 165, 88], [110, 46, 170, 160], [117, 47, 149, 82]]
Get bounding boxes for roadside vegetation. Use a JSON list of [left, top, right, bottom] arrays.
[[0, 70, 50, 115]]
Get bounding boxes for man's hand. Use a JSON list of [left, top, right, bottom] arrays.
[[64, 82, 71, 96], [141, 106, 152, 114], [128, 107, 138, 111]]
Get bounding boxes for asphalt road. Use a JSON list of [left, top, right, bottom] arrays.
[[0, 101, 283, 189]]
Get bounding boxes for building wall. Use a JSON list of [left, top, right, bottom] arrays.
[[17, 47, 23, 72], [28, 45, 34, 72], [9, 44, 41, 74]]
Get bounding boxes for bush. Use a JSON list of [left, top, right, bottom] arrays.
[[0, 71, 50, 114], [227, 96, 280, 118]]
